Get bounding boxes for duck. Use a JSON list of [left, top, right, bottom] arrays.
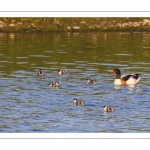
[[58, 69, 67, 75], [48, 82, 59, 87], [110, 68, 141, 85], [87, 78, 97, 84], [73, 98, 85, 106], [103, 105, 115, 112], [37, 69, 45, 76]]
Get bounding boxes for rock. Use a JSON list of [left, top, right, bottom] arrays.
[[80, 21, 86, 24], [17, 22, 23, 25], [0, 24, 4, 28], [73, 26, 80, 30], [8, 23, 15, 27], [143, 19, 150, 25], [67, 26, 71, 29]]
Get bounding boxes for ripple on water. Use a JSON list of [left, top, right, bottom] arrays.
[[0, 32, 150, 133]]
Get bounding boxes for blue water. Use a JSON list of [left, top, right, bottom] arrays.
[[0, 32, 150, 132]]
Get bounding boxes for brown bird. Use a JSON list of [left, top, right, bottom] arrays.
[[87, 78, 97, 84], [48, 82, 59, 87], [37, 69, 45, 76], [73, 98, 85, 106], [58, 69, 67, 75], [103, 106, 115, 112]]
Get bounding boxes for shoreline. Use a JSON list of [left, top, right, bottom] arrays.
[[0, 17, 150, 32]]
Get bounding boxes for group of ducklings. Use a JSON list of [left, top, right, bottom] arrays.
[[73, 98, 114, 112], [37, 69, 115, 112], [38, 69, 67, 76]]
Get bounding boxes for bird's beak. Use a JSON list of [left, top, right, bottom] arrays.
[[110, 70, 115, 74]]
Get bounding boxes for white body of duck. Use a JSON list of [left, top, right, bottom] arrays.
[[111, 68, 141, 85]]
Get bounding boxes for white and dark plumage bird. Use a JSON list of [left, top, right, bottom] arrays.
[[111, 68, 141, 85], [58, 69, 67, 75], [73, 98, 85, 106], [48, 82, 59, 87], [37, 69, 45, 76], [103, 106, 115, 112], [87, 78, 97, 84]]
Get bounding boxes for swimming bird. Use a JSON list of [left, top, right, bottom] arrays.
[[48, 82, 59, 87], [73, 98, 85, 106], [110, 68, 141, 85], [103, 106, 115, 112], [37, 69, 45, 76], [87, 78, 97, 84], [58, 69, 67, 75]]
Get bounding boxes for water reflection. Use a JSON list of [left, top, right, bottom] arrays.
[[0, 32, 150, 132]]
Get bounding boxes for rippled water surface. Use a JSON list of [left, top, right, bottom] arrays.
[[0, 32, 150, 133]]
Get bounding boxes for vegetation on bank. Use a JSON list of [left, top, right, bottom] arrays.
[[0, 17, 150, 32]]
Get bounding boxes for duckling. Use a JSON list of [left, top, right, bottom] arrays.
[[54, 81, 59, 87], [37, 69, 45, 76], [58, 69, 67, 75], [73, 98, 78, 105], [48, 82, 54, 87], [78, 101, 85, 106], [48, 82, 59, 87], [103, 106, 115, 112], [87, 78, 97, 84], [73, 98, 85, 106]]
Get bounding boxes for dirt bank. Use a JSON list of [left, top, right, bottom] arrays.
[[0, 17, 150, 32]]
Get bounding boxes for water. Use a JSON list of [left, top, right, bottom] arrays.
[[0, 32, 150, 133]]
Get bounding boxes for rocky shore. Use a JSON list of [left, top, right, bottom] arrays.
[[0, 17, 150, 32]]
